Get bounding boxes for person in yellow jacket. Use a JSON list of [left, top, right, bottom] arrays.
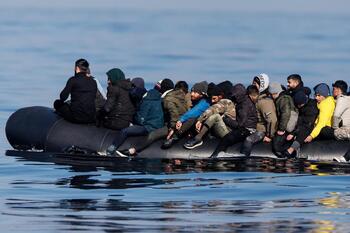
[[304, 83, 336, 143]]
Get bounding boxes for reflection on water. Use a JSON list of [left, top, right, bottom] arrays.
[[1, 151, 349, 232]]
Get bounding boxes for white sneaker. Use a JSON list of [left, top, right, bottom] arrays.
[[97, 151, 107, 156], [115, 150, 128, 157], [333, 156, 347, 163]]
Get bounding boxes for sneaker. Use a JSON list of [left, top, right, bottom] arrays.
[[161, 138, 176, 150], [283, 150, 296, 159], [115, 150, 128, 157], [333, 156, 347, 163], [106, 145, 117, 156], [184, 138, 203, 150]]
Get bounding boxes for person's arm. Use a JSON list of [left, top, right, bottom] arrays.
[[198, 101, 226, 122], [103, 86, 119, 113], [179, 100, 210, 123], [260, 99, 277, 137], [277, 96, 291, 132], [59, 77, 74, 101]]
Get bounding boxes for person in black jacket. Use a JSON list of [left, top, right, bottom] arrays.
[[282, 91, 319, 158], [286, 74, 311, 98], [54, 58, 97, 124], [210, 84, 258, 158], [97, 68, 135, 130]]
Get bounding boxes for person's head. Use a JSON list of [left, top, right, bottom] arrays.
[[217, 80, 233, 99], [191, 81, 208, 101], [207, 83, 224, 104], [268, 82, 283, 100], [293, 91, 309, 108], [174, 81, 189, 93], [75, 58, 90, 74], [314, 83, 330, 103], [332, 80, 348, 98], [155, 79, 174, 94], [247, 85, 259, 103], [252, 73, 270, 93], [287, 74, 302, 90], [106, 68, 125, 86], [131, 77, 145, 89]]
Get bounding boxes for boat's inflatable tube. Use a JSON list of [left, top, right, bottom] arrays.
[[6, 106, 350, 161]]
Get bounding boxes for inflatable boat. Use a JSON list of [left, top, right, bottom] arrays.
[[5, 106, 350, 162]]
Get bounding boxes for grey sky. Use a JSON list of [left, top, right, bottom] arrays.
[[2, 0, 350, 14]]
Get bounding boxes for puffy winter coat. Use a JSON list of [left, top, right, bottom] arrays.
[[293, 99, 319, 136], [163, 89, 189, 129], [103, 79, 136, 123], [256, 93, 277, 137], [310, 96, 336, 138], [225, 84, 257, 130], [179, 98, 210, 123], [134, 89, 164, 132], [275, 92, 298, 132]]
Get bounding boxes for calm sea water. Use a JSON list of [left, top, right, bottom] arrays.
[[1, 2, 350, 232]]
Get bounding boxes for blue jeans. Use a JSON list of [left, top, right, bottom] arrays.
[[112, 125, 148, 147]]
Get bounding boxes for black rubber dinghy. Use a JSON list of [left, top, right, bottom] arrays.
[[5, 106, 350, 161]]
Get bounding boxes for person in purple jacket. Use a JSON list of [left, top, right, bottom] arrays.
[[162, 81, 210, 149]]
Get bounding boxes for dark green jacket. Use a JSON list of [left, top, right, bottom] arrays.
[[275, 92, 297, 132], [163, 89, 189, 129]]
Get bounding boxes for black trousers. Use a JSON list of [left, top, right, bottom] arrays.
[[211, 128, 250, 157]]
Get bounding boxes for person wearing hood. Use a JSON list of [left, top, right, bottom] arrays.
[[116, 80, 189, 156], [240, 74, 278, 156], [54, 58, 97, 124], [184, 83, 236, 149], [97, 68, 135, 130], [162, 81, 210, 149], [280, 91, 320, 158], [129, 77, 147, 109], [304, 83, 336, 143], [106, 87, 164, 156], [210, 84, 258, 158], [286, 74, 311, 97], [269, 82, 299, 157]]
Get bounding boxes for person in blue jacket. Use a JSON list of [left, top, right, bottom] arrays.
[[161, 81, 210, 149], [106, 88, 164, 155]]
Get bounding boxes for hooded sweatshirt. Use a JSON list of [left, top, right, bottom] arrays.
[[134, 89, 164, 132], [225, 84, 257, 130], [333, 94, 350, 128], [310, 96, 336, 138]]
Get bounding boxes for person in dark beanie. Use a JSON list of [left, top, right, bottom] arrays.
[[280, 91, 319, 158], [304, 83, 335, 143], [97, 68, 135, 130], [154, 78, 174, 96], [54, 58, 97, 124], [184, 83, 236, 149], [332, 80, 350, 141], [287, 74, 311, 98], [209, 84, 257, 158], [162, 81, 210, 149], [217, 80, 233, 99], [129, 77, 147, 109]]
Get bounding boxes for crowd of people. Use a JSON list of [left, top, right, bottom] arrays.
[[54, 58, 350, 160]]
